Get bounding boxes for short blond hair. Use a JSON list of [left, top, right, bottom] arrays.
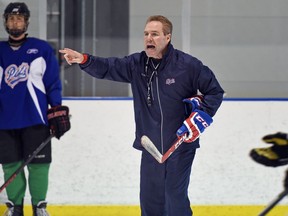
[[145, 15, 173, 35]]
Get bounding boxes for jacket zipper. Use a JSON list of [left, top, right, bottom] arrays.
[[155, 71, 164, 154]]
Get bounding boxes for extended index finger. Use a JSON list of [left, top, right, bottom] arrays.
[[59, 48, 74, 54]]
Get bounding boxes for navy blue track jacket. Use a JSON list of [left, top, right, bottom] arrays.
[[80, 44, 224, 154]]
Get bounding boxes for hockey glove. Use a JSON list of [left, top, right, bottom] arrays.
[[262, 132, 288, 146], [249, 145, 288, 167], [183, 95, 203, 113], [47, 105, 71, 139], [176, 109, 213, 143]]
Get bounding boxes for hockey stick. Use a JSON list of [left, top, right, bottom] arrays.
[[141, 134, 187, 163], [258, 188, 288, 216], [0, 134, 54, 193]]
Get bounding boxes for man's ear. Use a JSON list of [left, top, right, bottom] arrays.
[[166, 34, 171, 42]]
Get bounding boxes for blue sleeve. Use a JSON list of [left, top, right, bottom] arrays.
[[79, 55, 133, 83], [43, 44, 62, 107], [197, 64, 224, 117]]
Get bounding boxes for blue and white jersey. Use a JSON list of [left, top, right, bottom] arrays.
[[0, 37, 62, 129]]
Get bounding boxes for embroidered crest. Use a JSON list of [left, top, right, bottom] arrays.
[[166, 78, 175, 85], [5, 63, 29, 89]]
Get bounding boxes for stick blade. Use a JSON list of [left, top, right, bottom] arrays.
[[141, 135, 163, 163]]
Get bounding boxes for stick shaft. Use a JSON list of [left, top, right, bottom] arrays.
[[141, 135, 187, 164], [161, 135, 186, 163], [258, 189, 288, 216], [0, 134, 54, 193]]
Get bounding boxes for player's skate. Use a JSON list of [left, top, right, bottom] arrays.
[[3, 201, 23, 216], [32, 201, 50, 216]]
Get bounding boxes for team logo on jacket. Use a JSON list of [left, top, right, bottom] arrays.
[[166, 78, 175, 85], [5, 63, 29, 89]]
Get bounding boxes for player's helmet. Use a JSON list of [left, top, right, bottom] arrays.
[[3, 2, 30, 37]]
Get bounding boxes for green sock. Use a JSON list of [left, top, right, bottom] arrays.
[[2, 162, 26, 205], [28, 163, 50, 205]]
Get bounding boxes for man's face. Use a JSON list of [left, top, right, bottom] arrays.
[[144, 21, 171, 59], [5, 14, 26, 38]]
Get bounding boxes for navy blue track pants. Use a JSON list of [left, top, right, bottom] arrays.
[[140, 146, 196, 216]]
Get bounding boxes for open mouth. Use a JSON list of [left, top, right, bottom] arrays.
[[147, 45, 155, 49]]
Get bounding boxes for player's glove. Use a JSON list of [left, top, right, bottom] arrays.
[[176, 109, 213, 143], [249, 145, 288, 167], [262, 132, 288, 146], [47, 105, 71, 139], [183, 95, 203, 113]]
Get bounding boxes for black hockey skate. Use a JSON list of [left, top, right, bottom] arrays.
[[32, 201, 50, 216], [3, 201, 23, 216]]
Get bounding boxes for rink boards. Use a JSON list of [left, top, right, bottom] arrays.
[[1, 98, 288, 215]]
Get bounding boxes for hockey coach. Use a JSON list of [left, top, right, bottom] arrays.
[[59, 15, 224, 216]]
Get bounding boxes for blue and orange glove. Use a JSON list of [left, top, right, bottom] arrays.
[[177, 109, 213, 143]]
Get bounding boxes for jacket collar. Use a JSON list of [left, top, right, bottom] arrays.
[[143, 43, 174, 70]]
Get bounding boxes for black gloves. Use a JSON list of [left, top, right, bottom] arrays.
[[47, 105, 71, 139], [250, 132, 288, 167], [262, 132, 288, 145]]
